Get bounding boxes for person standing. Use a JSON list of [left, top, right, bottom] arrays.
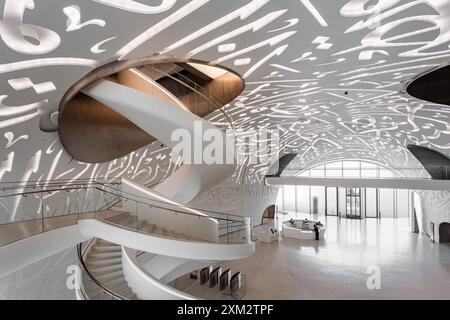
[[314, 224, 320, 240]]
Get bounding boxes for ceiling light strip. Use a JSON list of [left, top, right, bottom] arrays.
[[115, 0, 210, 60], [299, 0, 328, 27], [161, 0, 270, 54], [0, 58, 98, 73]]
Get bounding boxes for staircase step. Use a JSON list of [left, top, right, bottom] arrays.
[[101, 276, 127, 290], [106, 215, 132, 226], [89, 266, 123, 283], [85, 281, 131, 300], [95, 239, 118, 247], [165, 230, 176, 238], [83, 286, 103, 299], [92, 245, 121, 253], [86, 257, 121, 266], [117, 287, 135, 297], [91, 291, 116, 300], [140, 223, 156, 233], [80, 237, 138, 300], [101, 211, 129, 221], [88, 251, 122, 260], [106, 282, 130, 294], [152, 227, 165, 236], [93, 270, 124, 282], [175, 233, 187, 240], [108, 215, 147, 229], [87, 263, 122, 274], [84, 275, 125, 292]]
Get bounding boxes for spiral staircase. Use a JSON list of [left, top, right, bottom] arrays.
[[0, 62, 253, 300]]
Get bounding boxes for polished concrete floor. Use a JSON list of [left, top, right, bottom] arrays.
[[217, 213, 450, 300]]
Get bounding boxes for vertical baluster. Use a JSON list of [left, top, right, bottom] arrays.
[[40, 186, 44, 233], [135, 201, 138, 231]]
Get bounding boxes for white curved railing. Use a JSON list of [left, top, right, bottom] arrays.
[[0, 180, 254, 280], [122, 247, 197, 300], [78, 219, 254, 261], [0, 180, 251, 247]]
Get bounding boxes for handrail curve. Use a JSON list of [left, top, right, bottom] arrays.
[[77, 240, 130, 300]]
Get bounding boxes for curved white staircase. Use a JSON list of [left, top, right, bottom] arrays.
[[76, 69, 248, 300], [0, 66, 251, 300], [81, 239, 137, 300]]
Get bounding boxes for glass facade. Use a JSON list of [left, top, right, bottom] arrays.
[[277, 160, 412, 219]]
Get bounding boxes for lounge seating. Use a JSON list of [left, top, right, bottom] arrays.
[[282, 219, 326, 240]]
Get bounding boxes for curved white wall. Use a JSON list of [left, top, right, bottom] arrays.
[[190, 179, 279, 224], [140, 254, 214, 283], [122, 247, 196, 300], [417, 190, 450, 243], [0, 225, 87, 277]]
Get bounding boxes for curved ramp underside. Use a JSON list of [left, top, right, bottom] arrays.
[[82, 79, 235, 204], [407, 145, 450, 180], [265, 153, 298, 177], [59, 64, 243, 163]]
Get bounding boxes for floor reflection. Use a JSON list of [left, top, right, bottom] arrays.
[[220, 212, 450, 300]]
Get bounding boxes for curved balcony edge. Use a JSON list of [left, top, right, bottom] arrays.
[[78, 219, 255, 261]]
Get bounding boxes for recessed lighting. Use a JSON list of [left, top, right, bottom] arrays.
[[92, 0, 176, 14], [8, 78, 56, 94], [116, 0, 210, 59], [218, 43, 236, 53], [299, 0, 328, 27], [0, 58, 97, 74], [234, 58, 251, 66], [188, 10, 286, 57]]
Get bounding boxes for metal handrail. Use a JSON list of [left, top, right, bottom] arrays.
[[95, 184, 247, 223], [77, 240, 129, 300], [0, 179, 247, 223], [149, 65, 234, 129], [98, 197, 122, 211], [0, 179, 251, 247], [0, 185, 91, 198], [152, 65, 224, 106], [284, 166, 449, 171], [0, 178, 119, 184], [0, 178, 121, 192], [95, 182, 247, 222], [146, 178, 165, 189]]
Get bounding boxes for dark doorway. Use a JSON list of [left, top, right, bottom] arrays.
[[439, 223, 450, 243]]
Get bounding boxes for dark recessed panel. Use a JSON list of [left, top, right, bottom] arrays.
[[407, 64, 450, 106]]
